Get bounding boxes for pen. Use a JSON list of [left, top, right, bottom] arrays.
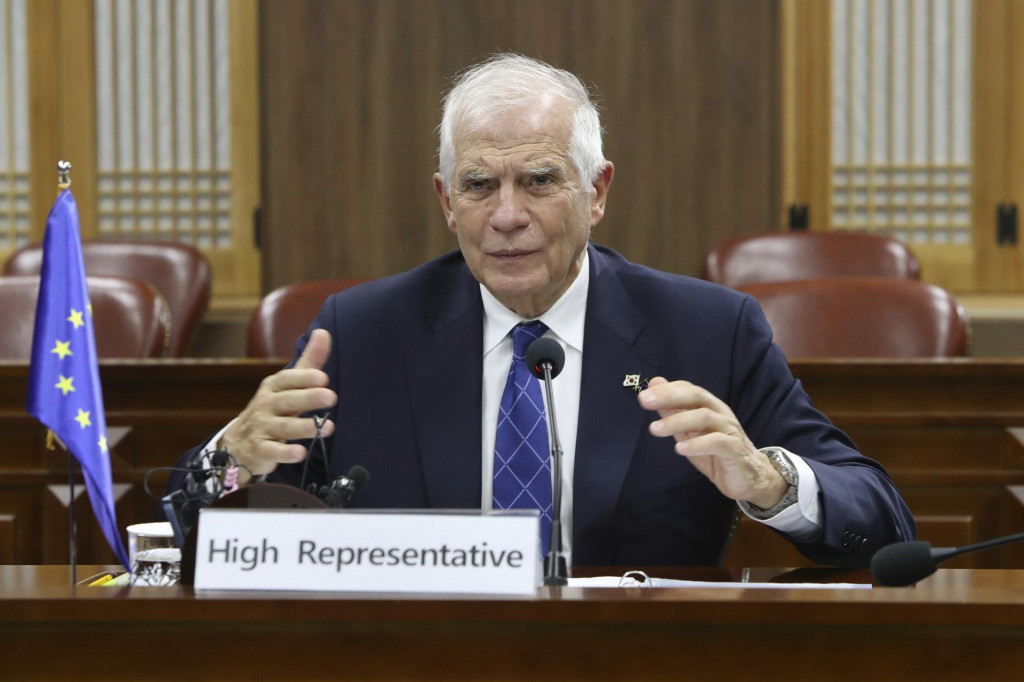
[[88, 574, 114, 587]]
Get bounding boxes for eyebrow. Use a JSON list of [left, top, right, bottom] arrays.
[[522, 165, 564, 179], [456, 163, 566, 187], [456, 171, 492, 186]]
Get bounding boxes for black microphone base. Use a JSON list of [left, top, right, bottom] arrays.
[[544, 553, 568, 586]]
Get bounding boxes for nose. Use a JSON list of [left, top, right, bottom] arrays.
[[488, 184, 529, 232]]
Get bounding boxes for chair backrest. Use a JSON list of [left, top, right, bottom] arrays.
[[705, 232, 922, 288], [247, 278, 370, 358], [0, 275, 170, 359], [739, 278, 970, 358], [3, 240, 211, 356]]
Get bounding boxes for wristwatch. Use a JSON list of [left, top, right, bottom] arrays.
[[739, 447, 799, 520]]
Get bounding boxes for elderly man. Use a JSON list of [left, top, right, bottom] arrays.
[[170, 54, 914, 568]]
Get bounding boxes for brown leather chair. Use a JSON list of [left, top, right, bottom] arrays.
[[3, 241, 211, 356], [739, 278, 970, 358], [0, 275, 170, 359], [705, 232, 922, 288], [247, 278, 370, 358]]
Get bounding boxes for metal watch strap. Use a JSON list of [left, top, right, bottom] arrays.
[[739, 447, 799, 520]]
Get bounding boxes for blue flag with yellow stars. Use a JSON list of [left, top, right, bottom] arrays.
[[26, 189, 130, 568]]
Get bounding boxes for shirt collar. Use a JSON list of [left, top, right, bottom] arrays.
[[481, 249, 589, 354]]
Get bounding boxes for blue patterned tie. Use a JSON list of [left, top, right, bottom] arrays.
[[493, 321, 552, 554]]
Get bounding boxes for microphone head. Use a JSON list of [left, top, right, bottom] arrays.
[[525, 337, 565, 379], [209, 451, 230, 468], [870, 540, 939, 587], [347, 465, 370, 489]]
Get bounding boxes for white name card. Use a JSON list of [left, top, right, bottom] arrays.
[[193, 508, 541, 595]]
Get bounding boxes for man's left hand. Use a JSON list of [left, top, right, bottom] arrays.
[[639, 377, 788, 508]]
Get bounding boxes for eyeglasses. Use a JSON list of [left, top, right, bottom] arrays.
[[617, 570, 652, 588]]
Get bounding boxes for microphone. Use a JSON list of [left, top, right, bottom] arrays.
[[161, 449, 233, 545], [315, 465, 370, 508], [525, 337, 565, 380], [871, 531, 1024, 586], [524, 336, 569, 586], [182, 449, 230, 493]]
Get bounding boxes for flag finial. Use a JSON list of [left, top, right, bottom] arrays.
[[57, 160, 71, 189]]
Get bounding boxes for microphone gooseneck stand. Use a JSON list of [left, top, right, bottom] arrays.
[[525, 336, 569, 587], [538, 359, 568, 586]]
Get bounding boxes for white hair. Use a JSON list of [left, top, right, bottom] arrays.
[[438, 54, 605, 192]]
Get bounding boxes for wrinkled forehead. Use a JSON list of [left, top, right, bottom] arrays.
[[452, 92, 574, 157]]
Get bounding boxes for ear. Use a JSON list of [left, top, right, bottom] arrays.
[[589, 162, 614, 228], [434, 173, 457, 234]]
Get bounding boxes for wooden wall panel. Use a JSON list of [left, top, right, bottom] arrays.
[[0, 361, 268, 565], [0, 514, 16, 564], [0, 490, 39, 565], [259, 0, 780, 289]]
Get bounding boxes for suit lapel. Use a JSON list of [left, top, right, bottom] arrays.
[[573, 247, 661, 560], [405, 268, 484, 509], [402, 248, 661, 541]]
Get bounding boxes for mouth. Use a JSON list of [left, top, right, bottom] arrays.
[[489, 249, 536, 259]]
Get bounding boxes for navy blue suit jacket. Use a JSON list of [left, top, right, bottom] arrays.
[[173, 244, 914, 568]]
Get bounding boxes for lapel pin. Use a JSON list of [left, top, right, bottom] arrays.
[[623, 374, 650, 392]]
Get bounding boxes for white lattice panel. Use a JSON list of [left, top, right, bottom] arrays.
[[0, 0, 30, 251], [832, 0, 972, 245], [95, 0, 233, 249]]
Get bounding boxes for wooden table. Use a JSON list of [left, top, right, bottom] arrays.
[[2, 565, 1023, 681]]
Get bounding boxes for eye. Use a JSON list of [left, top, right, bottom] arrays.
[[529, 174, 553, 188], [460, 177, 491, 193]]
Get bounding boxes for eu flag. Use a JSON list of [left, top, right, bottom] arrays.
[[26, 189, 130, 568]]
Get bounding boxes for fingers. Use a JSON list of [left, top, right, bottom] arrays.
[[265, 368, 330, 392], [222, 332, 338, 479], [671, 430, 735, 457], [252, 418, 336, 458], [638, 376, 752, 457], [262, 329, 333, 394], [256, 415, 337, 443], [638, 376, 728, 417], [223, 415, 337, 477], [251, 440, 311, 466], [267, 385, 336, 415], [647, 406, 727, 441], [639, 378, 732, 437], [295, 328, 332, 370], [637, 377, 781, 504], [650, 407, 748, 462], [258, 330, 337, 411]]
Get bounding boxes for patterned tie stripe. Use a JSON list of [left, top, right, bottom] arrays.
[[493, 321, 552, 555]]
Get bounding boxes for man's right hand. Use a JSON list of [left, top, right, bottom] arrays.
[[219, 328, 337, 484]]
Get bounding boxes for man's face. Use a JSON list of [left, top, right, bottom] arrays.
[[434, 96, 612, 318]]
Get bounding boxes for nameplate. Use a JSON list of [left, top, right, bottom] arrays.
[[193, 508, 541, 595]]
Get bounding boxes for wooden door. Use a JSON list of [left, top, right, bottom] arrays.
[[783, 0, 1023, 293], [1, 0, 260, 302]]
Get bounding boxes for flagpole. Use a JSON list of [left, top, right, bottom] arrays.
[[28, 158, 130, 578], [67, 446, 77, 587], [56, 160, 77, 587]]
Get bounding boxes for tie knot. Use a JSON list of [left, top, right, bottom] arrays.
[[511, 321, 548, 360]]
